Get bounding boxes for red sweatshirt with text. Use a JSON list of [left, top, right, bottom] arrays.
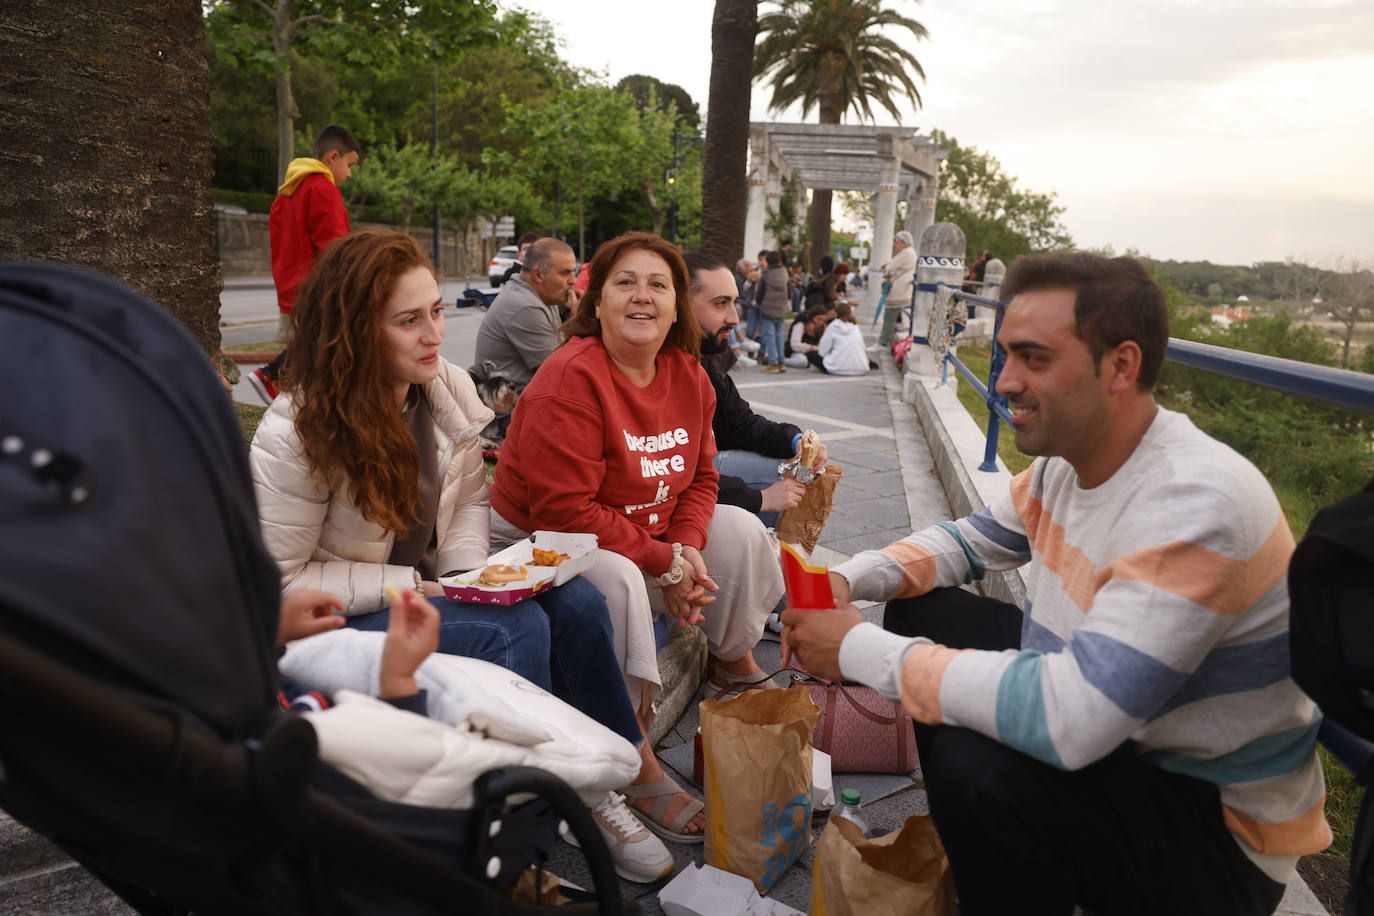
[[491, 336, 719, 576]]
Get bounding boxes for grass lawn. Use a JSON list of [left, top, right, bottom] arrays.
[[225, 339, 285, 353]]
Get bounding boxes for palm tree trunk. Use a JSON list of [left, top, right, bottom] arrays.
[[808, 51, 846, 273], [0, 0, 224, 358], [700, 0, 758, 266]]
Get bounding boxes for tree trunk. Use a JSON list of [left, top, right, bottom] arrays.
[[808, 51, 845, 272], [643, 179, 667, 237], [700, 0, 757, 266], [0, 1, 224, 359], [272, 0, 298, 183]]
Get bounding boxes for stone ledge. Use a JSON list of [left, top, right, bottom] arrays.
[[647, 625, 707, 749], [901, 370, 1027, 609]]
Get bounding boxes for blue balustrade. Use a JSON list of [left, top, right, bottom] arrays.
[[932, 286, 1374, 477]]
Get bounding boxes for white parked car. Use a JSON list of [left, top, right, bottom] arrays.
[[488, 246, 520, 286]]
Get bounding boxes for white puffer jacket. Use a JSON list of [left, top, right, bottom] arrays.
[[250, 358, 495, 614]]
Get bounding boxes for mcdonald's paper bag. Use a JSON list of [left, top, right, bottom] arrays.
[[776, 465, 843, 554], [808, 814, 956, 916], [701, 686, 822, 892]]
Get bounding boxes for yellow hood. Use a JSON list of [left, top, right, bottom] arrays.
[[278, 158, 335, 196]]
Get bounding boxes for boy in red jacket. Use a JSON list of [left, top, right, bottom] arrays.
[[249, 124, 361, 403]]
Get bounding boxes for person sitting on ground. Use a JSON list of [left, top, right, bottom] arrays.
[[685, 251, 828, 527], [249, 229, 676, 883], [754, 249, 790, 373], [803, 255, 834, 307], [832, 262, 851, 301], [784, 304, 829, 371], [250, 124, 361, 405], [816, 301, 870, 375], [500, 232, 541, 286], [879, 230, 918, 347], [470, 237, 579, 390], [489, 232, 784, 846], [782, 251, 1329, 916]]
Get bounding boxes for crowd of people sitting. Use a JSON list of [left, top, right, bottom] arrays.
[[178, 122, 1338, 913]]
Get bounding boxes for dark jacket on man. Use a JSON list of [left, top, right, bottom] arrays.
[[701, 340, 801, 513]]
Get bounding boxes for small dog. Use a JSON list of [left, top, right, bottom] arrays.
[[468, 361, 522, 453]]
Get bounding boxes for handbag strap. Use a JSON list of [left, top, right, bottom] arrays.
[[774, 667, 902, 727]]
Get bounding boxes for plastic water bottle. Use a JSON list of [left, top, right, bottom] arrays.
[[830, 788, 871, 836]]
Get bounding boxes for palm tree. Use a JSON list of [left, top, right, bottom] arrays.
[[754, 0, 927, 271], [1, 1, 225, 364], [700, 0, 759, 266]]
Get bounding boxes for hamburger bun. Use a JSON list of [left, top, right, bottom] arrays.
[[479, 564, 526, 586], [798, 429, 820, 468]]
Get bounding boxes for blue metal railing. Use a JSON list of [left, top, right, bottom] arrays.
[[934, 286, 1374, 474]]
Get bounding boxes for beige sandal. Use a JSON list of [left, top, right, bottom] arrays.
[[623, 776, 705, 844]]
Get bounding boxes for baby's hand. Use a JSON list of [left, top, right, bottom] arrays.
[[276, 589, 345, 647], [379, 585, 439, 699]]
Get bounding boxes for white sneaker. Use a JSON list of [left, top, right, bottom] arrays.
[[735, 353, 758, 367], [564, 792, 674, 884], [738, 337, 761, 354]]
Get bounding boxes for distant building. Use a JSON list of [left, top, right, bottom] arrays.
[[1210, 306, 1252, 328]]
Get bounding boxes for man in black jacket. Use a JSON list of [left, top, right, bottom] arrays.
[[685, 251, 828, 526]]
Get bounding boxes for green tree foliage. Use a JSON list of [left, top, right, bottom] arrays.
[[492, 85, 645, 260], [930, 129, 1073, 263], [753, 0, 927, 271], [616, 74, 701, 131], [204, 0, 498, 181], [1155, 268, 1372, 532]]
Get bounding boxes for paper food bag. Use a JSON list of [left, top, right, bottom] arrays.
[[808, 814, 956, 916], [776, 465, 843, 554], [702, 686, 822, 892]]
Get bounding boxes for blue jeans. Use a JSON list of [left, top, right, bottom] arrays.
[[715, 448, 785, 528], [759, 317, 784, 366], [347, 576, 641, 745], [746, 305, 761, 342]]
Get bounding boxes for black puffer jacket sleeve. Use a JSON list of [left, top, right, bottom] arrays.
[[707, 362, 801, 511]]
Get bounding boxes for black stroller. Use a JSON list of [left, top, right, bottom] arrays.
[[0, 262, 636, 915]]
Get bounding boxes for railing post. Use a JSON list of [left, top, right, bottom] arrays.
[[905, 222, 966, 382], [979, 259, 1005, 320]]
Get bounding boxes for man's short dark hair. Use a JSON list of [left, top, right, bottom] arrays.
[[314, 124, 361, 160], [765, 250, 782, 267], [517, 232, 539, 248], [1002, 252, 1169, 390], [683, 251, 728, 295], [522, 237, 573, 275]]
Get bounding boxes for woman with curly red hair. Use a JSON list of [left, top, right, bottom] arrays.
[[247, 227, 640, 745]]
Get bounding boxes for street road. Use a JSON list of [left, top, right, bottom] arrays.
[[225, 276, 493, 405]]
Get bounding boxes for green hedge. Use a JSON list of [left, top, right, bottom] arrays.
[[213, 188, 275, 213]]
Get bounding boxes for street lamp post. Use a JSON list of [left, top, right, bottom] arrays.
[[666, 125, 702, 246], [430, 51, 440, 271]]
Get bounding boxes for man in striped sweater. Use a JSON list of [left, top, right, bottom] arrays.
[[783, 252, 1329, 915]]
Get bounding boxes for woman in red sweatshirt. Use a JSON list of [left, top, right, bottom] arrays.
[[490, 232, 783, 844]]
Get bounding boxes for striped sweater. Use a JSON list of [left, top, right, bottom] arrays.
[[835, 407, 1329, 881]]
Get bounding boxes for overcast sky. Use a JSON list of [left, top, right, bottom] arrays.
[[502, 0, 1373, 267]]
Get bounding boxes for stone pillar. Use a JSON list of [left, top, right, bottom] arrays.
[[908, 172, 939, 252], [903, 222, 966, 391], [763, 176, 782, 250], [866, 157, 901, 317], [743, 171, 766, 263], [978, 258, 1006, 321]]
